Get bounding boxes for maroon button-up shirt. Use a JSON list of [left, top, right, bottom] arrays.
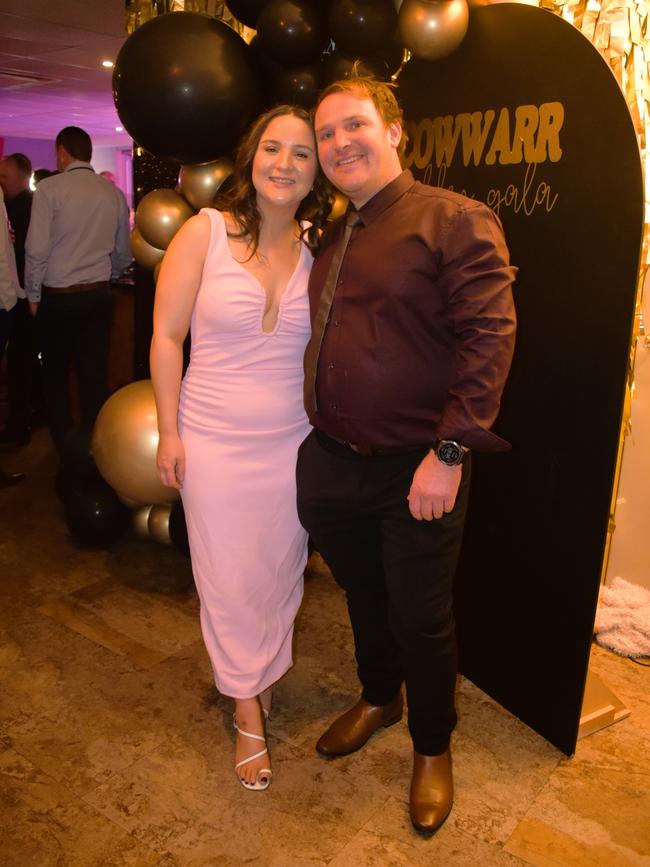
[[307, 170, 517, 450]]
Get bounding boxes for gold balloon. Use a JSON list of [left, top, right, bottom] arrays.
[[92, 380, 180, 507], [398, 0, 469, 61], [178, 158, 234, 211], [130, 227, 165, 271], [119, 493, 142, 508], [329, 191, 349, 222], [148, 504, 173, 545], [135, 189, 194, 250], [133, 504, 154, 539]]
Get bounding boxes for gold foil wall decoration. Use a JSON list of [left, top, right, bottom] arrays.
[[125, 0, 248, 36]]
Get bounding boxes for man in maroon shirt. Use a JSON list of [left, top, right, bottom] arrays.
[[297, 75, 517, 835]]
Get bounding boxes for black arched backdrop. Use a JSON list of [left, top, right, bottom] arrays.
[[398, 4, 643, 755]]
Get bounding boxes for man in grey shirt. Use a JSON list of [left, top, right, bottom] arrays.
[[25, 126, 131, 451]]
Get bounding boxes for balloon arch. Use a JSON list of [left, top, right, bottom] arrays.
[[61, 1, 475, 548]]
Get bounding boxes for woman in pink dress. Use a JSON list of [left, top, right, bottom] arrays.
[[150, 106, 330, 790]]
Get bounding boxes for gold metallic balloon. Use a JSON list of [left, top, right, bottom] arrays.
[[329, 191, 349, 222], [133, 504, 154, 539], [178, 158, 234, 211], [148, 503, 173, 545], [398, 0, 469, 61], [92, 380, 180, 507], [130, 227, 165, 270], [119, 493, 142, 508], [135, 189, 194, 250]]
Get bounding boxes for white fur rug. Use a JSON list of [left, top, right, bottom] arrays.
[[595, 576, 650, 658]]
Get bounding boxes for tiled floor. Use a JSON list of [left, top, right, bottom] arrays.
[[1, 431, 649, 865]]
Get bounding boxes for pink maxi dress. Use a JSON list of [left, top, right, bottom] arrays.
[[178, 208, 312, 698]]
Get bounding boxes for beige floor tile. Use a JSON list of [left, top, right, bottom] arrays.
[[1, 796, 164, 867], [330, 796, 527, 866], [450, 680, 562, 845], [504, 751, 650, 866], [162, 800, 351, 866], [3, 631, 177, 793], [37, 579, 201, 669], [84, 733, 236, 853], [0, 740, 75, 814], [588, 644, 650, 735]]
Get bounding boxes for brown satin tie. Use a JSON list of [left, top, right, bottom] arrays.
[[304, 210, 361, 417]]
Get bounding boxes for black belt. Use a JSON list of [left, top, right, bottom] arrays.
[[42, 281, 109, 295], [315, 429, 427, 457]]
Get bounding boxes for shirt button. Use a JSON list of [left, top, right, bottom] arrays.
[[330, 402, 337, 411], [328, 362, 335, 369], [333, 319, 340, 327]]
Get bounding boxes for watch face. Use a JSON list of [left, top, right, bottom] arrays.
[[437, 440, 462, 465]]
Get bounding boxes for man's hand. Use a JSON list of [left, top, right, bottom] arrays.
[[29, 301, 39, 317], [407, 450, 462, 521]]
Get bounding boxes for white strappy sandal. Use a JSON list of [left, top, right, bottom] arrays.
[[233, 720, 272, 791]]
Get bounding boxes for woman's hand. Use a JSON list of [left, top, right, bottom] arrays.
[[157, 432, 186, 490]]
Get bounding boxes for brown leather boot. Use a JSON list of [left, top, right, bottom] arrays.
[[409, 749, 453, 836], [316, 692, 403, 757]]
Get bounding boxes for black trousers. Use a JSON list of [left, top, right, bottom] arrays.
[[37, 287, 113, 450], [5, 298, 43, 435], [296, 429, 471, 755], [0, 307, 14, 358]]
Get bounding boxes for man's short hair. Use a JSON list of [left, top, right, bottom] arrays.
[[5, 153, 32, 177], [56, 126, 92, 162], [315, 71, 408, 161]]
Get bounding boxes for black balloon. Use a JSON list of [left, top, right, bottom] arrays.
[[328, 0, 398, 55], [169, 500, 191, 558], [55, 464, 80, 504], [60, 426, 102, 484], [321, 52, 387, 86], [248, 35, 285, 110], [64, 481, 131, 547], [256, 0, 329, 67], [374, 32, 406, 78], [227, 0, 269, 28], [113, 12, 261, 164], [272, 64, 322, 108]]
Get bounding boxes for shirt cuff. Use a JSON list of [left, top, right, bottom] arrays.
[[26, 287, 42, 303]]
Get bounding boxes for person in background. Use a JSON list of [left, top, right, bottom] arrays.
[[0, 153, 44, 448], [297, 74, 517, 835], [32, 168, 54, 186], [151, 105, 330, 791], [24, 126, 132, 451], [0, 187, 25, 487]]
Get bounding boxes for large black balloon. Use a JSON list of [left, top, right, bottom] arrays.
[[227, 0, 269, 28], [272, 64, 322, 108], [248, 35, 285, 110], [113, 12, 261, 164], [256, 0, 329, 67], [321, 52, 387, 86], [328, 0, 398, 55], [64, 481, 131, 548], [59, 426, 101, 484]]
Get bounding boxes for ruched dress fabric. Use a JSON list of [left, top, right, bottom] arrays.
[[178, 208, 312, 699]]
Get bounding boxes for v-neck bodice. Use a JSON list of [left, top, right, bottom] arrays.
[[180, 207, 313, 431]]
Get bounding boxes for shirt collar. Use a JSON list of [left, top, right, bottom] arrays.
[[64, 161, 94, 172], [353, 170, 416, 225]]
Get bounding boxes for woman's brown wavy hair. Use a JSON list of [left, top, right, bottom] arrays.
[[215, 104, 332, 257]]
